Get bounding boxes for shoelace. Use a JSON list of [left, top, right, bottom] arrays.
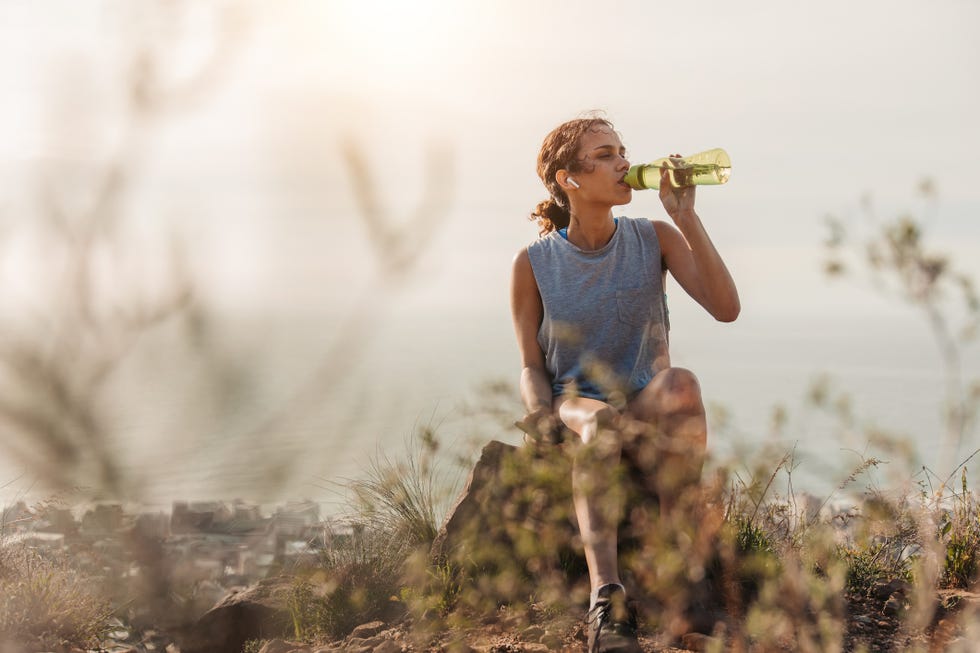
[[586, 601, 609, 653], [587, 599, 637, 653]]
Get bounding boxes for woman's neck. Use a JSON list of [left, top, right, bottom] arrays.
[[566, 208, 617, 251]]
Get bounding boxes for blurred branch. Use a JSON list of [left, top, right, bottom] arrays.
[[0, 1, 247, 499], [124, 2, 249, 116], [239, 137, 455, 448], [2, 1, 454, 501], [342, 138, 455, 280], [822, 181, 979, 483]]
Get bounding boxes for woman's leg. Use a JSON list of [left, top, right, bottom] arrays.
[[554, 396, 625, 595], [625, 367, 707, 515]]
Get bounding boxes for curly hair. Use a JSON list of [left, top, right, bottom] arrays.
[[530, 116, 617, 235]]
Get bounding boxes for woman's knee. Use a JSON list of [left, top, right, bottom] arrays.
[[635, 367, 704, 419], [661, 367, 703, 404]]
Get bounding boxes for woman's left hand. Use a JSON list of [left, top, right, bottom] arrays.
[[659, 154, 697, 220]]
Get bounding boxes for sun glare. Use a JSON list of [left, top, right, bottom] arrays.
[[301, 0, 472, 89], [332, 1, 442, 46]]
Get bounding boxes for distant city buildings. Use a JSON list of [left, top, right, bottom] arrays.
[[0, 499, 333, 590]]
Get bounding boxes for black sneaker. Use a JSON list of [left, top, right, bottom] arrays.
[[586, 586, 642, 653]]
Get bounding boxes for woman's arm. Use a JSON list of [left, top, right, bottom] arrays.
[[654, 169, 740, 322], [510, 248, 559, 438]]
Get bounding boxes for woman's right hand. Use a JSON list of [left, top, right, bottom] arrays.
[[515, 407, 563, 445]]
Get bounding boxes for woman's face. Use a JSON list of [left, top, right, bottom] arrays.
[[567, 126, 632, 207]]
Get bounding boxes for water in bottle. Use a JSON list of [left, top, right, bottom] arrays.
[[624, 148, 731, 190]]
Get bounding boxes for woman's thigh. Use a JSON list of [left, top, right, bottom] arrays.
[[553, 395, 619, 443]]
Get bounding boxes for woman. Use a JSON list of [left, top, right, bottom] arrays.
[[510, 116, 739, 652]]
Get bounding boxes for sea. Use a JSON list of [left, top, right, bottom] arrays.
[[1, 303, 977, 514]]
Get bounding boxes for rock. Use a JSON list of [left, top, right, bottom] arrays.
[[883, 595, 907, 617], [372, 640, 403, 653], [258, 639, 307, 653], [430, 441, 582, 601], [521, 625, 545, 642], [468, 643, 495, 653], [346, 637, 381, 649], [431, 440, 665, 607], [178, 576, 296, 653], [680, 632, 722, 652], [349, 621, 388, 639], [872, 578, 912, 601], [937, 588, 980, 608], [432, 440, 662, 606]]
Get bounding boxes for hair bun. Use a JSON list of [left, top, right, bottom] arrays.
[[530, 198, 570, 236]]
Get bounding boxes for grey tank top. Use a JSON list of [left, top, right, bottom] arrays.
[[526, 216, 670, 405]]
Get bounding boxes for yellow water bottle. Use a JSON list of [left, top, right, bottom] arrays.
[[624, 148, 732, 190]]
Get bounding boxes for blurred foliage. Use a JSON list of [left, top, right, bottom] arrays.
[[823, 180, 980, 476], [0, 0, 454, 503], [0, 1, 247, 499]]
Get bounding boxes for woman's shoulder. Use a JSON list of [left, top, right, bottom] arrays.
[[525, 231, 561, 256], [617, 215, 654, 227], [513, 240, 546, 267], [616, 215, 661, 238], [616, 217, 669, 260], [622, 215, 673, 232]]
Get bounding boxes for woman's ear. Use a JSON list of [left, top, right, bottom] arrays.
[[557, 170, 579, 190]]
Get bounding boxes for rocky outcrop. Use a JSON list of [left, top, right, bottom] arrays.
[[431, 440, 661, 606], [179, 576, 295, 653], [431, 441, 581, 585]]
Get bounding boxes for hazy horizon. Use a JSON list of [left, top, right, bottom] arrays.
[[1, 0, 978, 505]]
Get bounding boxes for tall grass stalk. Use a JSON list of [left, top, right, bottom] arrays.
[[345, 431, 452, 547]]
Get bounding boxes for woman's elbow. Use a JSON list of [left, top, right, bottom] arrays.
[[713, 298, 741, 323]]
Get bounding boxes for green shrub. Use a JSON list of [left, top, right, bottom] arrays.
[[398, 555, 465, 620], [939, 469, 980, 589], [840, 541, 913, 595], [733, 514, 776, 557]]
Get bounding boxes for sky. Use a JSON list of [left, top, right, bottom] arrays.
[[2, 1, 978, 315], [0, 0, 979, 501]]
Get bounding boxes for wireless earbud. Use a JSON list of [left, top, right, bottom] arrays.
[[567, 177, 580, 189]]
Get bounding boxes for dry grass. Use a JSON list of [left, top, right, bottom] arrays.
[[0, 543, 113, 651], [286, 431, 462, 641]]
